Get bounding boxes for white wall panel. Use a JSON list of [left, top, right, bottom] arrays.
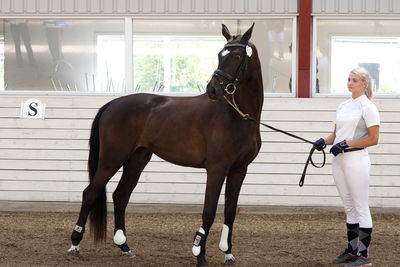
[[351, 0, 363, 13], [25, 0, 35, 13], [62, 0, 74, 13], [394, 0, 400, 13], [274, 0, 286, 13], [181, 0, 192, 13], [155, 0, 166, 13], [234, 0, 245, 13], [0, 0, 297, 15], [324, 0, 335, 13], [247, 0, 259, 13], [207, 0, 219, 13], [103, 0, 115, 13], [141, 0, 152, 13], [338, 0, 349, 13], [167, 0, 179, 13], [89, 0, 100, 13], [51, 0, 63, 13], [12, 0, 23, 13], [313, 0, 400, 15], [379, 0, 391, 14], [115, 0, 127, 13], [220, 0, 231, 13], [1, 0, 10, 13], [365, 0, 377, 13]]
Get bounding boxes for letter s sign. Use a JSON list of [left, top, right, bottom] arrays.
[[21, 99, 45, 119], [28, 102, 38, 116]]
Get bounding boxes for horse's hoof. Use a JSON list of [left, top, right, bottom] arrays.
[[67, 245, 80, 255], [196, 255, 208, 267], [224, 254, 236, 265], [224, 258, 236, 265], [121, 250, 135, 257]]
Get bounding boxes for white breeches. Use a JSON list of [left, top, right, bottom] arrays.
[[332, 150, 372, 228]]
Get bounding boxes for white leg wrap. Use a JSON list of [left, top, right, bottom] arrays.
[[68, 244, 80, 254], [113, 229, 126, 246], [192, 227, 205, 256], [219, 224, 229, 252]]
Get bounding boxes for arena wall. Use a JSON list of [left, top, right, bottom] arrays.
[[0, 95, 398, 207]]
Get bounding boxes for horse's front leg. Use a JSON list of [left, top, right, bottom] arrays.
[[219, 168, 247, 265], [112, 178, 137, 256], [192, 167, 226, 267], [113, 150, 152, 256]]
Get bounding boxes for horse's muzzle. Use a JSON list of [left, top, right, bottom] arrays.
[[206, 82, 223, 101]]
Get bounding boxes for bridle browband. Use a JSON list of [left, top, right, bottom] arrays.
[[214, 41, 327, 188]]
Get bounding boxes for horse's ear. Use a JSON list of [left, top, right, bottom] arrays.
[[222, 24, 232, 41], [241, 22, 255, 44]]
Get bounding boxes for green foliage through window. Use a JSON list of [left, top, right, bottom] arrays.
[[133, 36, 224, 93]]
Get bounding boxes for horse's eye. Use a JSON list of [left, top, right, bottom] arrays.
[[234, 55, 241, 60]]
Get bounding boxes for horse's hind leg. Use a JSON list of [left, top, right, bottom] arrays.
[[113, 148, 152, 256], [68, 167, 118, 253], [219, 168, 247, 265]]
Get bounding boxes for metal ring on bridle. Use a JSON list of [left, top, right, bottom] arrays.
[[224, 83, 236, 94]]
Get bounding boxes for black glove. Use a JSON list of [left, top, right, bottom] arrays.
[[330, 140, 348, 156], [314, 138, 326, 151]]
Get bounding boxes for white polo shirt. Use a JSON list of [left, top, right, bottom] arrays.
[[334, 94, 380, 144]]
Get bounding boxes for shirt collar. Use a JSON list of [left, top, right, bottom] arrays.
[[351, 94, 367, 102]]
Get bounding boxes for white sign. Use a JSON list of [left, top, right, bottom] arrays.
[[20, 99, 46, 119]]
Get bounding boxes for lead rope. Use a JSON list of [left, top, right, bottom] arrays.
[[223, 92, 326, 187]]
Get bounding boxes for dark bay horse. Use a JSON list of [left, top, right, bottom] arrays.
[[68, 23, 263, 267]]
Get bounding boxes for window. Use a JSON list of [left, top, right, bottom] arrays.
[[96, 35, 125, 92], [242, 19, 294, 95], [331, 36, 400, 94], [0, 18, 295, 95], [0, 19, 124, 92], [314, 19, 400, 96], [133, 35, 224, 93], [0, 35, 4, 90], [133, 19, 295, 95]]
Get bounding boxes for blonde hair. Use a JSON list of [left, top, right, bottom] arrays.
[[350, 67, 373, 99]]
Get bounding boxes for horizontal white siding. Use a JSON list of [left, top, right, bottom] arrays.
[[0, 0, 297, 15], [0, 95, 399, 207]]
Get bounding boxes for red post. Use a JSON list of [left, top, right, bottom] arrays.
[[297, 0, 312, 98]]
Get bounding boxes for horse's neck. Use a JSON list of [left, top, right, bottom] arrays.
[[236, 70, 264, 121]]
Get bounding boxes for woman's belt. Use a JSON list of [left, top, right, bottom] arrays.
[[343, 147, 365, 153]]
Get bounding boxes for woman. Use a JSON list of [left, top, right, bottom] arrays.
[[314, 67, 380, 267]]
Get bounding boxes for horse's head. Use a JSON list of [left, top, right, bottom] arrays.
[[207, 23, 255, 100]]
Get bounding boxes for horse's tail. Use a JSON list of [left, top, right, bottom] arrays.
[[88, 102, 110, 243]]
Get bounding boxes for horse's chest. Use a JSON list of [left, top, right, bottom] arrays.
[[232, 132, 260, 160]]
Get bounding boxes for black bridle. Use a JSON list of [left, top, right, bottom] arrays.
[[214, 42, 327, 187], [212, 42, 250, 93]]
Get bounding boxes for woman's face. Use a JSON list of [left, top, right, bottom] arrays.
[[347, 73, 366, 96]]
